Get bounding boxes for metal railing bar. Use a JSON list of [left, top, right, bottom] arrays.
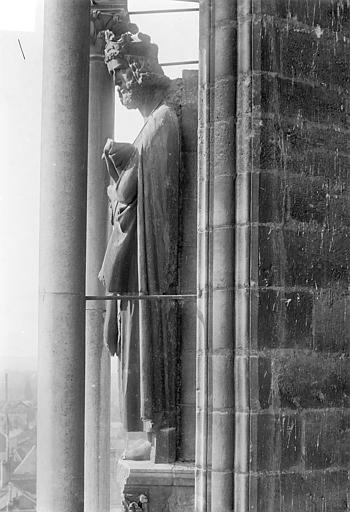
[[129, 8, 199, 15], [86, 294, 197, 301], [160, 60, 199, 67]]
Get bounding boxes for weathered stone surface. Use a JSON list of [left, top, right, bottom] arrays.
[[314, 290, 350, 352], [285, 291, 313, 347], [257, 470, 350, 512], [260, 18, 350, 90], [258, 289, 283, 349], [259, 225, 350, 288], [258, 226, 284, 287], [285, 227, 350, 288], [201, 3, 350, 511], [259, 172, 284, 223], [177, 72, 198, 465], [285, 150, 350, 180], [117, 460, 194, 512], [260, 75, 350, 128], [258, 290, 314, 349], [258, 357, 272, 409], [305, 410, 350, 469], [276, 352, 350, 409], [260, 0, 350, 35], [256, 413, 302, 471]]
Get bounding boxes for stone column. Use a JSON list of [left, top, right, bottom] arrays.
[[84, 8, 135, 510], [37, 2, 90, 512], [84, 37, 113, 512], [196, 2, 236, 512]]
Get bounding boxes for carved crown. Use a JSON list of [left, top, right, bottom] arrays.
[[104, 31, 159, 74]]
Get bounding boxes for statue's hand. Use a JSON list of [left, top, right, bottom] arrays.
[[103, 141, 136, 170], [102, 138, 118, 160]]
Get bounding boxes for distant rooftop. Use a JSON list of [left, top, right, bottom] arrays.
[[13, 445, 36, 477]]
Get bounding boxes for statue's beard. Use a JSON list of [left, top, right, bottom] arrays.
[[117, 82, 146, 110]]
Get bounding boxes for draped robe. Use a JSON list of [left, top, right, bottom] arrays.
[[99, 103, 179, 432]]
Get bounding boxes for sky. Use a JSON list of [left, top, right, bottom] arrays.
[[0, 0, 198, 370]]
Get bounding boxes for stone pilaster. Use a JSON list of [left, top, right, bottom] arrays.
[[37, 2, 90, 511]]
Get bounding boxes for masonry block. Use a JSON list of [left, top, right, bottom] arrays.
[[181, 104, 198, 152], [213, 117, 236, 174], [258, 288, 282, 349], [256, 413, 302, 471], [285, 291, 313, 348], [261, 0, 350, 34], [259, 118, 283, 170], [288, 175, 328, 225], [260, 14, 350, 89], [313, 289, 350, 353], [282, 119, 350, 156], [259, 172, 284, 223], [258, 226, 284, 287], [213, 23, 237, 79], [257, 470, 350, 512], [276, 352, 350, 408], [285, 227, 350, 288], [260, 74, 350, 128], [180, 152, 197, 200], [286, 150, 350, 182], [259, 356, 272, 409], [305, 410, 350, 469]]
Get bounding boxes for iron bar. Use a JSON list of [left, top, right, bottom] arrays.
[[160, 60, 198, 67], [129, 8, 199, 15], [86, 294, 197, 301]]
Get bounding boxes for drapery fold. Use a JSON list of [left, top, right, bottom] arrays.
[[100, 103, 179, 431]]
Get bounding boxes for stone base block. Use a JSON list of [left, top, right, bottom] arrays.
[[117, 459, 195, 512]]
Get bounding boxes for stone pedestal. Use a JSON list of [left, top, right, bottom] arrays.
[[117, 460, 195, 512]]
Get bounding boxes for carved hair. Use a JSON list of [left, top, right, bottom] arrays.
[[124, 54, 170, 90]]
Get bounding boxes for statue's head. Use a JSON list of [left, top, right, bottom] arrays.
[[104, 30, 170, 110]]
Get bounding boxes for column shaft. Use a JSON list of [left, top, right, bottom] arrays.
[[196, 2, 237, 511], [235, 3, 253, 511], [84, 54, 114, 512], [37, 2, 90, 512]]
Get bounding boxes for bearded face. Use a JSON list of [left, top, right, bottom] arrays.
[[114, 67, 148, 110], [117, 81, 146, 110]]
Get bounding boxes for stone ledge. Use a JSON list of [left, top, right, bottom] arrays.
[[117, 460, 195, 487], [117, 460, 195, 511]]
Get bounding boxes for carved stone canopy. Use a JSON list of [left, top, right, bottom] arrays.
[[90, 1, 138, 55]]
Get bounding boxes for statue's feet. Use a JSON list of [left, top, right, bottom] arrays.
[[122, 440, 151, 461]]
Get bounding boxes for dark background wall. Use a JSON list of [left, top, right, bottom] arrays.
[[175, 70, 198, 463], [253, 1, 350, 509]]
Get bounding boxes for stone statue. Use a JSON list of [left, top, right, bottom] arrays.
[[99, 30, 179, 461]]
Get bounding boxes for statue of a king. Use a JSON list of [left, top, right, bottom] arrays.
[[99, 30, 179, 461]]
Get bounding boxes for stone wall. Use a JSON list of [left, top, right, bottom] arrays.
[[252, 1, 350, 509]]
